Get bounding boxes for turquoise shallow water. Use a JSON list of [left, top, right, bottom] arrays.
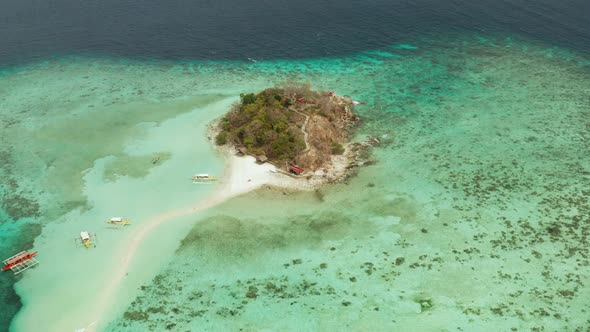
[[1, 34, 589, 331], [108, 37, 590, 331]]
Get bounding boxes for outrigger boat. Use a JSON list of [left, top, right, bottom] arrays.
[[80, 231, 93, 248], [107, 217, 131, 226], [2, 250, 39, 274], [192, 173, 218, 183]]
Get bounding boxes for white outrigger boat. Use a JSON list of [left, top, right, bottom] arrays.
[[107, 216, 131, 226], [192, 173, 218, 183], [80, 231, 93, 248]]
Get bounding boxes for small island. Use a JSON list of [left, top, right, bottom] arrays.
[[212, 83, 371, 186]]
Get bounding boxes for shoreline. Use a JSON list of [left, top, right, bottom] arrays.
[[207, 119, 359, 191]]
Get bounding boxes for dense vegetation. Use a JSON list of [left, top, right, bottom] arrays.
[[215, 83, 358, 171], [216, 85, 320, 163]]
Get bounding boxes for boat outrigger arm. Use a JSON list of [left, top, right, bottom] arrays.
[[2, 251, 39, 275]]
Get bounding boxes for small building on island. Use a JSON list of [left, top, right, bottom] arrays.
[[289, 165, 304, 175], [237, 146, 248, 156], [256, 155, 268, 164]]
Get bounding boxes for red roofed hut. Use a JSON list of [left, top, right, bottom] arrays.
[[289, 165, 304, 175]]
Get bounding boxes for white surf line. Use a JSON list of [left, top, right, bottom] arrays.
[[75, 321, 97, 332]]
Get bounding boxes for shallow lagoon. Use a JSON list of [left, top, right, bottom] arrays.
[[1, 35, 589, 331]]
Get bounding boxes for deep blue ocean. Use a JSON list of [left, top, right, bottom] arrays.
[[1, 0, 589, 67]]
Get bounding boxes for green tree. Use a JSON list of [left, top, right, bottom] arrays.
[[244, 137, 254, 148], [240, 93, 256, 105], [215, 132, 227, 145], [331, 142, 345, 155]]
